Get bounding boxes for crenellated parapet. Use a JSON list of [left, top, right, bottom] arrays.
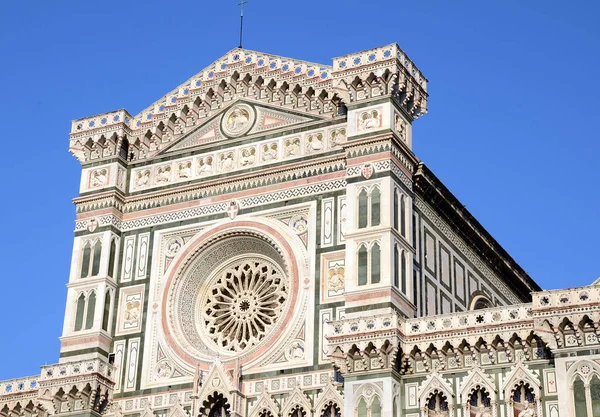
[[0, 359, 115, 417], [68, 44, 427, 165]]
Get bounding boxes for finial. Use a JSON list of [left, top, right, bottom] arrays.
[[237, 0, 248, 48]]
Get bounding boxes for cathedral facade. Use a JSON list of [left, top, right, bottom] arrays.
[[0, 44, 597, 417]]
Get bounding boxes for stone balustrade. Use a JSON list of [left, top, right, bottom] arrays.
[[0, 376, 38, 396], [39, 358, 115, 382], [532, 285, 600, 309]]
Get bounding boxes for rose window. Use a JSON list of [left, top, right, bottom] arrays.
[[201, 259, 287, 352]]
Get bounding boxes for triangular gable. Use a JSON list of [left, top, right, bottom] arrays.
[[281, 384, 312, 417], [249, 389, 280, 417], [158, 101, 320, 156], [501, 360, 541, 399], [417, 370, 455, 409], [314, 378, 344, 416], [196, 358, 237, 403], [458, 365, 497, 405]]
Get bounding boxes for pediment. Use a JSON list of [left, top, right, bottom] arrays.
[[157, 100, 321, 156]]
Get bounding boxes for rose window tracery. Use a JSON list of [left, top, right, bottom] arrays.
[[202, 259, 287, 352]]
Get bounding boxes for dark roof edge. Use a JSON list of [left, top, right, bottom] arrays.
[[413, 162, 542, 301]]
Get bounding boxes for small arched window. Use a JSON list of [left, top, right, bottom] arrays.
[[74, 293, 86, 331], [371, 187, 380, 226], [358, 245, 368, 286], [371, 397, 381, 417], [357, 398, 367, 417], [80, 243, 92, 278], [400, 195, 407, 237], [427, 392, 449, 416], [80, 239, 102, 278], [358, 189, 369, 229], [472, 296, 493, 310], [108, 239, 117, 278], [393, 192, 399, 230], [512, 383, 535, 417], [357, 186, 381, 229], [102, 291, 111, 332], [393, 246, 399, 288], [400, 250, 407, 294], [85, 291, 96, 330], [573, 377, 586, 417], [371, 243, 380, 284]]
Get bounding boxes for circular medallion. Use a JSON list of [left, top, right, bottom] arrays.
[[163, 227, 301, 366], [200, 258, 288, 352], [221, 104, 254, 137]]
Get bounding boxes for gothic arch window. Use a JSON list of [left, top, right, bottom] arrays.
[[74, 293, 86, 331], [511, 382, 536, 417], [321, 402, 341, 417], [355, 396, 381, 417], [569, 361, 600, 417], [357, 243, 381, 286], [259, 411, 274, 417], [393, 246, 399, 288], [200, 392, 231, 417], [73, 290, 97, 332], [102, 290, 112, 332], [85, 291, 96, 330], [80, 239, 102, 278], [427, 392, 449, 416], [468, 388, 491, 417], [357, 185, 381, 229], [371, 397, 381, 417], [107, 238, 118, 278], [289, 405, 306, 417], [393, 191, 399, 230], [400, 194, 407, 237]]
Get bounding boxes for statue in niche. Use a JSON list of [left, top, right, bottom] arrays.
[[123, 299, 141, 329], [197, 156, 213, 175], [136, 170, 150, 187], [90, 169, 108, 188], [517, 402, 536, 417], [306, 133, 324, 152], [219, 153, 234, 171], [239, 148, 256, 166], [156, 166, 171, 183], [360, 109, 380, 130], [178, 161, 192, 179], [262, 143, 278, 162]]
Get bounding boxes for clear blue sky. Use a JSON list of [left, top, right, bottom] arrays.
[[0, 1, 597, 379]]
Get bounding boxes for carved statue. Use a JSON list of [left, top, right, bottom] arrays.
[[517, 401, 536, 417], [307, 134, 323, 152], [156, 167, 171, 183], [219, 153, 234, 171], [328, 267, 345, 290], [360, 110, 380, 130], [285, 139, 301, 157], [226, 108, 250, 132]]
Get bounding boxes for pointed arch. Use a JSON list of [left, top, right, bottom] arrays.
[[85, 291, 96, 330], [418, 371, 455, 417], [74, 293, 86, 331]]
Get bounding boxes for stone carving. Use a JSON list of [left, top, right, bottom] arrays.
[[136, 170, 151, 187], [239, 148, 256, 166], [165, 237, 183, 257], [262, 143, 278, 162], [156, 166, 171, 183], [284, 138, 301, 157], [328, 266, 345, 291], [174, 119, 185, 135], [201, 258, 288, 352], [287, 341, 305, 361], [290, 214, 308, 234], [123, 296, 141, 330], [155, 361, 173, 379], [306, 133, 324, 152], [218, 152, 235, 172], [197, 156, 213, 176], [359, 109, 380, 130], [329, 128, 346, 148], [395, 114, 406, 142], [178, 161, 192, 179], [90, 168, 108, 188], [222, 105, 253, 137]]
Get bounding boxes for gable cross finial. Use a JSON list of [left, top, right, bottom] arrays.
[[237, 0, 248, 48]]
